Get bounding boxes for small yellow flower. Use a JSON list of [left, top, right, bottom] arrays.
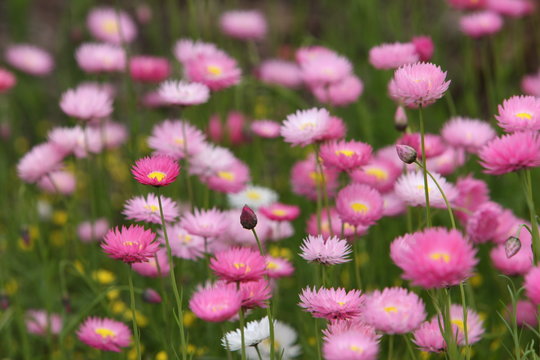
[[183, 311, 196, 327], [107, 289, 120, 300], [469, 273, 483, 287], [128, 345, 145, 360], [187, 344, 197, 354], [4, 278, 18, 295], [93, 269, 116, 284], [52, 211, 68, 225], [50, 230, 64, 246], [111, 301, 127, 314], [308, 336, 316, 346], [155, 351, 168, 360]]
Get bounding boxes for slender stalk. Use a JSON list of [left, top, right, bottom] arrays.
[[239, 306, 247, 360], [418, 106, 432, 228], [313, 145, 324, 233], [157, 189, 187, 360], [459, 283, 470, 360], [314, 145, 333, 236], [254, 344, 264, 360], [403, 334, 418, 360], [353, 228, 363, 290], [180, 118, 195, 209], [127, 268, 141, 360], [387, 335, 394, 360]]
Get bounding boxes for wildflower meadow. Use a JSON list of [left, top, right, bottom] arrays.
[[3, 0, 540, 359]]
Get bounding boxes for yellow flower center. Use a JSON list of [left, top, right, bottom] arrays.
[[516, 112, 532, 120], [335, 149, 355, 157], [299, 122, 315, 130], [309, 172, 324, 185], [365, 167, 388, 181], [350, 202, 369, 214], [207, 65, 223, 76], [147, 171, 166, 182], [123, 241, 134, 246], [174, 137, 185, 145], [384, 306, 399, 313], [102, 19, 119, 35], [218, 171, 234, 181], [272, 209, 287, 216], [233, 263, 251, 272], [246, 191, 261, 200], [144, 204, 159, 212], [451, 319, 465, 332], [350, 345, 364, 353], [266, 261, 278, 270], [95, 327, 116, 339], [211, 304, 225, 312], [337, 301, 346, 306], [430, 252, 451, 263], [181, 234, 192, 244]]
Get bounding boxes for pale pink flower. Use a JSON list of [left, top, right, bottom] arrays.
[[5, 44, 54, 76], [311, 75, 364, 107], [184, 53, 241, 91], [280, 108, 331, 147], [369, 42, 419, 70], [123, 193, 179, 224], [131, 248, 170, 277], [158, 80, 210, 106], [87, 7, 137, 44], [299, 235, 352, 265], [37, 170, 76, 195], [495, 95, 540, 133], [442, 117, 496, 153], [219, 10, 267, 40], [394, 171, 458, 209], [299, 287, 364, 320], [26, 310, 62, 336], [77, 317, 131, 352], [460, 11, 504, 38], [60, 85, 113, 122], [160, 223, 205, 260], [148, 119, 207, 160], [17, 143, 64, 183], [257, 60, 302, 88], [76, 43, 126, 73], [251, 120, 281, 138]]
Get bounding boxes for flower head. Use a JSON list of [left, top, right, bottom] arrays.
[[131, 155, 180, 187], [219, 10, 267, 40], [60, 85, 113, 122], [222, 317, 272, 351], [5, 44, 54, 76], [311, 75, 364, 107], [246, 321, 302, 360], [101, 225, 159, 264], [160, 223, 205, 260], [369, 42, 419, 70], [320, 140, 372, 171], [265, 256, 295, 278], [335, 183, 384, 227], [299, 287, 364, 320], [158, 80, 210, 106], [189, 282, 242, 322], [257, 60, 302, 89], [210, 247, 267, 282], [228, 185, 278, 210], [299, 235, 352, 265], [148, 119, 206, 160], [87, 7, 137, 44], [131, 248, 171, 277], [37, 170, 76, 195], [251, 119, 282, 138], [350, 159, 402, 193], [479, 132, 540, 175], [260, 203, 300, 222], [77, 317, 131, 352], [123, 193, 179, 224], [0, 67, 16, 93], [76, 43, 126, 73], [395, 171, 458, 209], [17, 143, 64, 184], [322, 321, 380, 360], [397, 133, 446, 159], [129, 56, 170, 83], [280, 108, 331, 147], [184, 52, 241, 91], [26, 310, 62, 336], [460, 11, 504, 38], [78, 218, 109, 243], [524, 266, 540, 304], [180, 208, 229, 238], [495, 95, 540, 133], [442, 117, 496, 153]]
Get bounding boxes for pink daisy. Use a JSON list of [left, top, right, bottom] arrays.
[[466, 202, 502, 243], [131, 155, 180, 187], [219, 10, 267, 40], [487, 0, 535, 17], [525, 266, 540, 305], [453, 175, 490, 223], [60, 85, 113, 122], [180, 208, 229, 238], [280, 108, 331, 147], [204, 160, 251, 194], [158, 80, 210, 106], [131, 248, 170, 277], [129, 56, 170, 83], [350, 158, 402, 193], [460, 11, 504, 38], [160, 223, 205, 260], [479, 131, 540, 175], [17, 143, 64, 184], [87, 7, 137, 44], [75, 43, 126, 73], [148, 119, 207, 160], [390, 228, 478, 288], [397, 133, 446, 159], [260, 203, 300, 222], [441, 117, 496, 153], [322, 321, 380, 360], [290, 155, 340, 201], [210, 247, 267, 282], [389, 62, 450, 108], [299, 235, 352, 265], [299, 287, 364, 321], [412, 319, 446, 353], [189, 282, 242, 322], [495, 95, 540, 133], [189, 144, 237, 178], [510, 300, 538, 327], [237, 278, 272, 309], [265, 256, 295, 278], [296, 46, 336, 65], [412, 36, 434, 62], [306, 208, 366, 240], [425, 146, 465, 176], [26, 310, 62, 336], [5, 44, 54, 76], [321, 115, 347, 141], [78, 218, 109, 243], [0, 67, 16, 93], [522, 69, 540, 97], [122, 193, 179, 224], [173, 39, 224, 64], [394, 171, 458, 209], [101, 225, 159, 264], [490, 232, 533, 276], [311, 75, 364, 107], [77, 317, 131, 352], [369, 42, 419, 70], [251, 119, 281, 138], [37, 170, 76, 195], [48, 126, 103, 158], [100, 121, 128, 149], [361, 287, 426, 334], [184, 53, 241, 91], [492, 208, 523, 244], [335, 183, 384, 227], [382, 191, 407, 217], [320, 140, 372, 171], [300, 51, 353, 86], [256, 60, 302, 88]]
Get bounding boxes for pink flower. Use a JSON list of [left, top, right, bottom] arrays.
[[412, 36, 434, 62], [335, 183, 384, 227], [321, 116, 347, 142], [320, 140, 372, 171], [17, 143, 64, 183], [26, 310, 62, 336], [369, 42, 419, 70], [322, 321, 380, 360], [460, 11, 504, 38], [129, 56, 170, 83], [251, 119, 281, 138], [5, 44, 54, 76], [158, 80, 210, 106], [131, 155, 180, 187], [87, 7, 137, 44], [237, 278, 272, 309], [311, 75, 364, 107], [487, 0, 535, 17], [412, 319, 446, 352], [37, 170, 76, 195], [390, 62, 450, 108], [210, 247, 267, 282], [173, 39, 223, 64], [76, 43, 126, 73], [260, 203, 300, 222], [265, 256, 295, 278], [78, 218, 109, 243], [220, 209, 272, 247], [204, 160, 251, 194], [123, 193, 179, 224], [491, 233, 533, 275], [77, 317, 131, 352], [299, 235, 352, 265], [391, 228, 478, 288], [466, 202, 502, 243], [522, 69, 540, 97], [180, 208, 229, 238], [300, 51, 353, 86], [479, 132, 540, 175], [350, 159, 402, 193], [101, 225, 159, 264], [219, 10, 267, 40], [495, 95, 540, 133], [0, 67, 16, 93], [525, 266, 540, 305], [454, 175, 490, 223], [148, 120, 206, 160], [184, 53, 241, 91], [189, 282, 242, 322], [442, 117, 496, 154], [60, 85, 113, 122], [131, 248, 170, 277], [382, 191, 407, 217], [361, 287, 426, 334], [299, 287, 364, 320], [397, 133, 446, 159], [425, 146, 465, 176], [160, 223, 205, 260], [306, 208, 366, 240], [280, 108, 331, 147], [291, 156, 340, 201], [189, 144, 237, 178], [257, 60, 302, 88], [101, 121, 128, 149], [509, 300, 538, 327], [296, 46, 336, 65], [448, 0, 487, 9], [492, 208, 524, 244], [395, 171, 458, 209], [48, 126, 103, 158]]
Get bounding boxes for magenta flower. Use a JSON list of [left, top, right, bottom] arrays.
[[350, 158, 402, 193], [237, 278, 272, 309], [369, 42, 419, 70], [101, 225, 159, 264], [479, 132, 540, 175], [524, 266, 540, 305], [466, 202, 502, 243], [189, 282, 242, 322], [453, 175, 490, 223], [210, 247, 267, 282], [86, 7, 137, 44], [260, 203, 300, 222], [495, 95, 540, 133], [131, 155, 180, 187], [77, 317, 131, 352], [322, 321, 380, 360], [490, 232, 533, 276], [0, 67, 16, 93], [219, 10, 267, 40], [412, 36, 434, 62], [299, 287, 364, 320], [123, 193, 179, 224], [335, 183, 384, 227], [510, 300, 538, 327], [129, 56, 170, 83], [320, 140, 372, 171], [299, 235, 352, 265]]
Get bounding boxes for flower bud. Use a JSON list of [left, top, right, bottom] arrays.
[[394, 106, 408, 132], [142, 288, 162, 304], [240, 205, 258, 229], [0, 293, 9, 310], [396, 144, 417, 164], [505, 236, 521, 258]]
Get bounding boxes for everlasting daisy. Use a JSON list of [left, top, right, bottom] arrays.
[[453, 175, 490, 223], [204, 160, 251, 194], [495, 95, 540, 133], [101, 225, 159, 264], [460, 11, 504, 38], [389, 62, 450, 108], [487, 0, 535, 17], [525, 266, 540, 305], [369, 42, 419, 70], [189, 144, 237, 178], [280, 108, 331, 147], [490, 233, 533, 275], [131, 155, 180, 187], [219, 10, 267, 40], [335, 183, 384, 227], [238, 278, 272, 309], [26, 310, 62, 336], [173, 38, 224, 64], [322, 320, 380, 360], [210, 247, 267, 282], [394, 171, 458, 209], [291, 155, 340, 200], [320, 140, 372, 171], [412, 36, 434, 62], [48, 126, 103, 158], [350, 158, 402, 193], [322, 115, 347, 141], [129, 56, 170, 83], [256, 60, 302, 89], [189, 282, 242, 322], [441, 117, 496, 154], [425, 147, 466, 176], [311, 75, 364, 107], [510, 300, 538, 327], [228, 185, 278, 209], [148, 120, 207, 160], [300, 52, 353, 86], [5, 44, 54, 76], [222, 317, 272, 351], [158, 80, 210, 106], [131, 248, 170, 277], [390, 228, 478, 288], [87, 7, 137, 44], [123, 193, 179, 224], [479, 132, 540, 175], [260, 203, 300, 222], [265, 256, 295, 278], [299, 287, 363, 320], [78, 218, 109, 243], [160, 223, 205, 260], [77, 317, 131, 352], [361, 287, 426, 334], [60, 85, 113, 122], [180, 208, 229, 239], [522, 69, 540, 97], [184, 52, 242, 91], [251, 119, 282, 138], [397, 133, 446, 159], [246, 321, 302, 360], [0, 67, 16, 93], [101, 121, 128, 149], [466, 202, 502, 243], [37, 170, 76, 195], [382, 191, 407, 217], [17, 143, 64, 184], [306, 208, 365, 240], [76, 43, 126, 73], [299, 235, 352, 265]]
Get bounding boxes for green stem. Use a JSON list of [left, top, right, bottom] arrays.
[[459, 283, 471, 360], [314, 145, 333, 236], [127, 268, 141, 360], [387, 335, 394, 360], [239, 305, 247, 360], [403, 334, 418, 360], [353, 228, 363, 290], [313, 145, 324, 234], [418, 106, 432, 228]]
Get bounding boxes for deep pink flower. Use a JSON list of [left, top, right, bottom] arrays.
[[320, 140, 372, 171], [509, 300, 538, 327], [0, 67, 16, 93], [466, 202, 502, 243], [397, 133, 446, 159], [490, 231, 533, 276], [210, 247, 267, 282], [412, 36, 434, 62], [335, 183, 384, 227], [131, 155, 180, 187], [479, 132, 540, 175], [237, 278, 272, 309], [77, 317, 131, 352], [448, 0, 487, 10], [525, 266, 540, 305], [129, 56, 170, 83], [453, 175, 490, 223], [189, 282, 242, 322], [184, 53, 241, 91], [350, 159, 402, 193], [260, 203, 300, 222], [101, 225, 159, 264], [299, 287, 364, 320]]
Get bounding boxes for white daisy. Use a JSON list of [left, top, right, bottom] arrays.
[[222, 316, 271, 351], [228, 185, 278, 209], [246, 320, 302, 359]]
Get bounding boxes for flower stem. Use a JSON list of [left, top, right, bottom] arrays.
[[127, 268, 141, 360], [238, 305, 247, 360], [403, 334, 418, 360], [418, 105, 432, 228], [313, 144, 324, 233], [387, 335, 394, 360], [157, 189, 187, 360]]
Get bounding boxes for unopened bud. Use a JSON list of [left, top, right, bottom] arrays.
[[394, 106, 408, 132], [142, 288, 162, 304], [240, 205, 257, 230], [62, 295, 72, 313], [0, 293, 9, 310], [505, 236, 521, 258], [396, 144, 417, 164]]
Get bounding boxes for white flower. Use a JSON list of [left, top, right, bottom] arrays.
[[228, 185, 278, 209], [246, 321, 302, 359], [222, 316, 271, 351], [394, 171, 457, 209]]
